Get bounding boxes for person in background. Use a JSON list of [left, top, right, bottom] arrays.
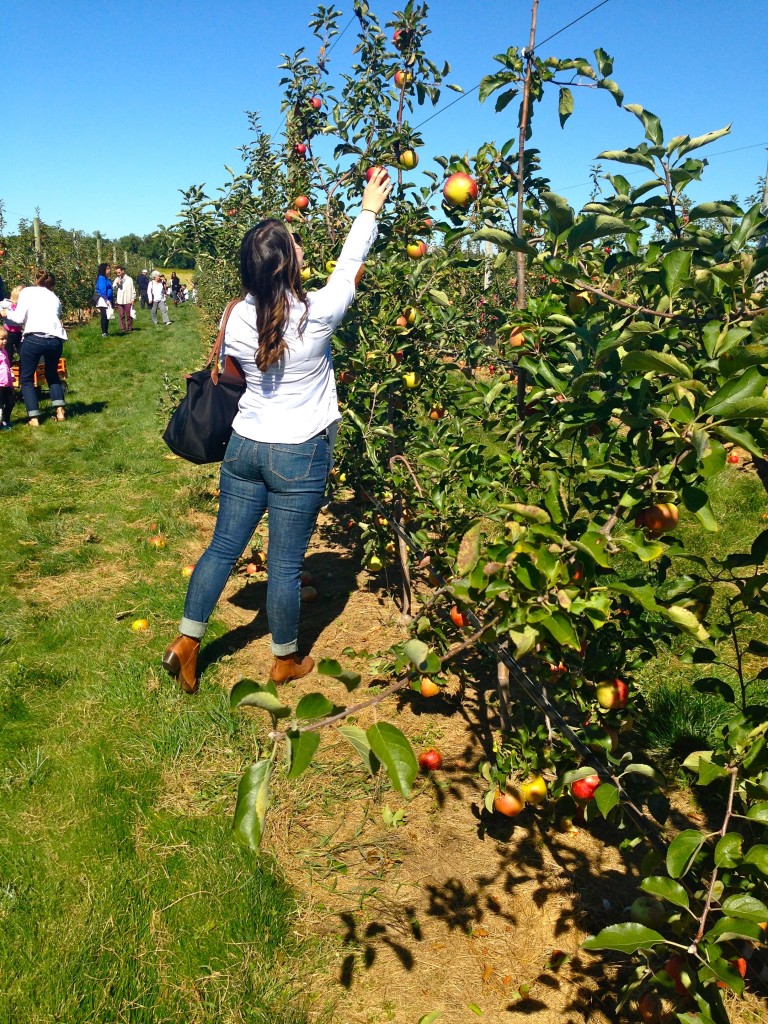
[[162, 167, 392, 694], [170, 272, 182, 306], [137, 269, 150, 308], [147, 271, 171, 326], [0, 325, 14, 430], [3, 286, 23, 363], [0, 271, 5, 302], [2, 269, 67, 426], [113, 266, 136, 334], [95, 262, 113, 337]]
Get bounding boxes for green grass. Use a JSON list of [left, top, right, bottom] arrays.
[[0, 306, 325, 1023]]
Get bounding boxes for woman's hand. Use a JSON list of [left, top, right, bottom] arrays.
[[361, 166, 393, 216]]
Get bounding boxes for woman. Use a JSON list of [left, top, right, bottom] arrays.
[[94, 262, 113, 337], [163, 167, 392, 693], [170, 272, 182, 306], [5, 269, 67, 426]]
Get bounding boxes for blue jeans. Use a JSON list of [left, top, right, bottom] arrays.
[[180, 430, 331, 654], [19, 334, 65, 418]]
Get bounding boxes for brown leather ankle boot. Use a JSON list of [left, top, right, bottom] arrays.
[[269, 653, 314, 684], [162, 635, 201, 694]]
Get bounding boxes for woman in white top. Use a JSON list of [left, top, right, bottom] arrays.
[[163, 168, 392, 693], [2, 269, 67, 426]]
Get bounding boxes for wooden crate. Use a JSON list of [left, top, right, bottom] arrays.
[[11, 358, 67, 389]]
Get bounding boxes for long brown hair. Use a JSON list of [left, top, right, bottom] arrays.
[[239, 220, 308, 372], [34, 268, 56, 290]]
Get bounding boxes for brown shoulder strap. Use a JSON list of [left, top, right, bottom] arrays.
[[207, 298, 241, 383]]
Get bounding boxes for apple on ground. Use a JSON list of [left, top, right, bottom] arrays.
[[300, 585, 318, 603], [406, 240, 427, 259], [148, 534, 166, 548], [300, 570, 313, 586], [637, 991, 662, 1024], [595, 678, 629, 710], [727, 453, 739, 464], [570, 774, 600, 801], [418, 748, 442, 771], [131, 618, 150, 631], [443, 172, 478, 209], [182, 564, 195, 577]]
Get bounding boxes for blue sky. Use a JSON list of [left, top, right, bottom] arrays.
[[4, 0, 766, 239]]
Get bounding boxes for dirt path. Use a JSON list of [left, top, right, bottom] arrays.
[[169, 497, 644, 1023]]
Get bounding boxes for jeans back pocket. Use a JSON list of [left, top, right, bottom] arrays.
[[269, 442, 318, 482]]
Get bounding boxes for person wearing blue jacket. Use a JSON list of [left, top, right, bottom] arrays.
[[94, 262, 113, 337]]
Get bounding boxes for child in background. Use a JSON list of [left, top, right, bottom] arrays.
[[4, 287, 24, 363], [0, 325, 15, 429]]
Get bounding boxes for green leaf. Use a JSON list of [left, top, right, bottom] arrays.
[[709, 397, 768, 421], [624, 104, 664, 145], [539, 191, 575, 237], [317, 658, 362, 692], [366, 723, 418, 797], [747, 802, 768, 825], [337, 725, 381, 776], [688, 201, 742, 220], [582, 922, 666, 954], [403, 638, 431, 671], [594, 783, 619, 816], [699, 956, 745, 997], [295, 692, 334, 721], [233, 759, 272, 853], [229, 679, 291, 719], [428, 289, 452, 307], [639, 876, 689, 909], [472, 227, 530, 252], [676, 124, 731, 159], [711, 425, 765, 460], [597, 146, 656, 170], [703, 366, 768, 416], [721, 893, 768, 922], [286, 729, 321, 779], [692, 677, 735, 703], [501, 502, 551, 524], [661, 249, 692, 296], [714, 833, 743, 868], [743, 844, 768, 877], [574, 528, 613, 568], [457, 523, 482, 575], [622, 350, 692, 378], [567, 215, 634, 251], [666, 829, 705, 878], [538, 611, 580, 650], [418, 1013, 443, 1024], [706, 916, 763, 943], [681, 486, 718, 532], [594, 47, 613, 76], [660, 604, 709, 641], [751, 529, 768, 565], [558, 86, 574, 127], [596, 79, 624, 106]]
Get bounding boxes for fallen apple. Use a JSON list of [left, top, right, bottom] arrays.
[[148, 534, 166, 548], [418, 747, 442, 771], [182, 564, 195, 577], [727, 453, 739, 464], [637, 991, 662, 1024], [300, 585, 318, 603], [131, 618, 150, 631], [300, 570, 314, 586]]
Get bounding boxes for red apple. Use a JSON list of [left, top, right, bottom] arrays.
[[309, 96, 322, 110], [148, 534, 166, 548], [294, 143, 307, 158], [727, 453, 739, 464], [450, 605, 469, 628], [393, 27, 411, 50], [406, 240, 427, 259], [418, 748, 442, 772], [300, 585, 318, 603], [493, 789, 525, 817], [293, 195, 310, 210], [443, 172, 478, 209], [637, 991, 662, 1024], [642, 503, 679, 535], [285, 209, 303, 223], [595, 678, 629, 710], [365, 165, 389, 183], [393, 69, 413, 88], [181, 564, 195, 577], [570, 774, 600, 801]]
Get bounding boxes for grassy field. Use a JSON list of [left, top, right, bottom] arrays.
[[0, 305, 325, 1024]]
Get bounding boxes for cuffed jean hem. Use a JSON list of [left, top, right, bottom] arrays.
[[179, 616, 207, 640], [26, 409, 41, 419], [271, 639, 298, 656], [50, 399, 65, 408]]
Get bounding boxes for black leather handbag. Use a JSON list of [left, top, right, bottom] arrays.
[[162, 299, 246, 464]]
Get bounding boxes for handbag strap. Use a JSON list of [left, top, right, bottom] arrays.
[[206, 299, 242, 384]]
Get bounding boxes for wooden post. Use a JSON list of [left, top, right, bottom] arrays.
[[96, 233, 102, 264], [33, 217, 42, 257]]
